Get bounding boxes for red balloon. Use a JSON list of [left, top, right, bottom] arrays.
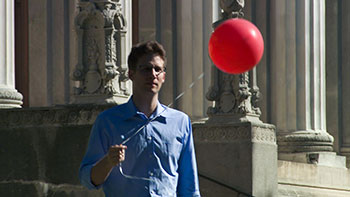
[[208, 18, 264, 74]]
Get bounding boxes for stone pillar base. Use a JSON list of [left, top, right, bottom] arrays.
[[0, 88, 23, 108], [193, 121, 277, 197], [340, 147, 350, 168], [278, 131, 334, 153]]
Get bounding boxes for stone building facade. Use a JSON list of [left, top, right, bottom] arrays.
[[1, 0, 350, 196]]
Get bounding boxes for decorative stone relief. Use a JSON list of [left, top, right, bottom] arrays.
[[193, 123, 276, 144], [219, 0, 245, 18], [0, 105, 110, 127], [72, 0, 130, 104]]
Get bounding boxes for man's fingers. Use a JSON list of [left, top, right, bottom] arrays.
[[110, 144, 127, 151], [107, 144, 127, 165]]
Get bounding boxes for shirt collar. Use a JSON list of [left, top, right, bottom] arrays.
[[123, 96, 167, 120]]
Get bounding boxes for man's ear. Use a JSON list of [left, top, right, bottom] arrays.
[[128, 69, 135, 80], [160, 72, 166, 83]]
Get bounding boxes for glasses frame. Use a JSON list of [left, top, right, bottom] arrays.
[[136, 64, 166, 77]]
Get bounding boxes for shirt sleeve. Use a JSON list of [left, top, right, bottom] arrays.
[[79, 115, 110, 190], [177, 116, 201, 197]]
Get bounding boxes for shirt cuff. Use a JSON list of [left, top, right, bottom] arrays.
[[80, 164, 103, 190]]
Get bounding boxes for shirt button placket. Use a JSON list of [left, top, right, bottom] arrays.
[[147, 136, 153, 158]]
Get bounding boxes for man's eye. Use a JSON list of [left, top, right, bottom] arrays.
[[141, 67, 152, 72]]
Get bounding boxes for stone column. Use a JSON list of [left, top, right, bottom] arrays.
[[71, 0, 131, 105], [326, 0, 350, 168], [271, 0, 344, 167], [0, 0, 23, 108], [193, 1, 277, 196]]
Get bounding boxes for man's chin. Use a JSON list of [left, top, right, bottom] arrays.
[[142, 87, 159, 94]]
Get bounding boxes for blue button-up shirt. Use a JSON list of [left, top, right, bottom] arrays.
[[79, 98, 201, 197]]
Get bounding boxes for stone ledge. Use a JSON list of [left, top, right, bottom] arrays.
[[0, 104, 112, 127], [278, 160, 350, 193], [193, 121, 276, 144], [278, 183, 350, 197], [0, 180, 104, 197], [279, 152, 346, 168]]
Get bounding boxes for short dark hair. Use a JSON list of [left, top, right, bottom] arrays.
[[127, 41, 167, 71]]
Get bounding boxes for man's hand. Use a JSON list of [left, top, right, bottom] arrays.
[[107, 144, 127, 166], [91, 144, 127, 186]]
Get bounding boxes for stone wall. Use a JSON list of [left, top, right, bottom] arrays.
[[0, 105, 111, 196], [1, 106, 350, 197]]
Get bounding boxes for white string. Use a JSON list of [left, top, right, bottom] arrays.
[[118, 109, 166, 182], [119, 164, 155, 182], [119, 72, 204, 182], [167, 72, 204, 107]]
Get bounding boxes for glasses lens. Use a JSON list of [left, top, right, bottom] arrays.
[[138, 65, 165, 76]]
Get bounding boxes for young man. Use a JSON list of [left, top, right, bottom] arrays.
[[79, 41, 201, 197]]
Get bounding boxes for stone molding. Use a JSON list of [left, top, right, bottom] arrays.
[[0, 88, 23, 108], [278, 131, 334, 153], [0, 89, 23, 101], [0, 105, 111, 127], [193, 122, 276, 144]]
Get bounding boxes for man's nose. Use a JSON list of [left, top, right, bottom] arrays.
[[150, 68, 157, 78]]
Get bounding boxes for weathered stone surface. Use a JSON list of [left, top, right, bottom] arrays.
[[0, 181, 104, 197], [279, 152, 346, 168], [0, 125, 95, 184], [193, 121, 277, 197], [198, 176, 240, 197], [278, 160, 350, 197], [0, 104, 111, 128], [0, 105, 111, 196]]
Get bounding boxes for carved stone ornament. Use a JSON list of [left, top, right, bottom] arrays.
[[72, 0, 130, 104], [220, 0, 245, 18], [193, 122, 276, 144], [0, 105, 111, 127]]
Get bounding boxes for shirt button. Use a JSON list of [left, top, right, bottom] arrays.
[[147, 136, 152, 141], [149, 171, 154, 176]]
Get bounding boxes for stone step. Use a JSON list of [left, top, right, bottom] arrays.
[[0, 180, 104, 197], [279, 152, 347, 168], [278, 160, 350, 197]]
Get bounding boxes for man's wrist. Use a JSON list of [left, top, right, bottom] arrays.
[[104, 154, 119, 169]]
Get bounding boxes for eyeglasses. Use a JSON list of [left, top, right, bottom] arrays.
[[137, 65, 166, 77]]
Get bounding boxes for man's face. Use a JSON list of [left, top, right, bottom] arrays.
[[128, 54, 166, 96]]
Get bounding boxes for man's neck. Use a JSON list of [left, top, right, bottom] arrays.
[[132, 93, 158, 118]]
